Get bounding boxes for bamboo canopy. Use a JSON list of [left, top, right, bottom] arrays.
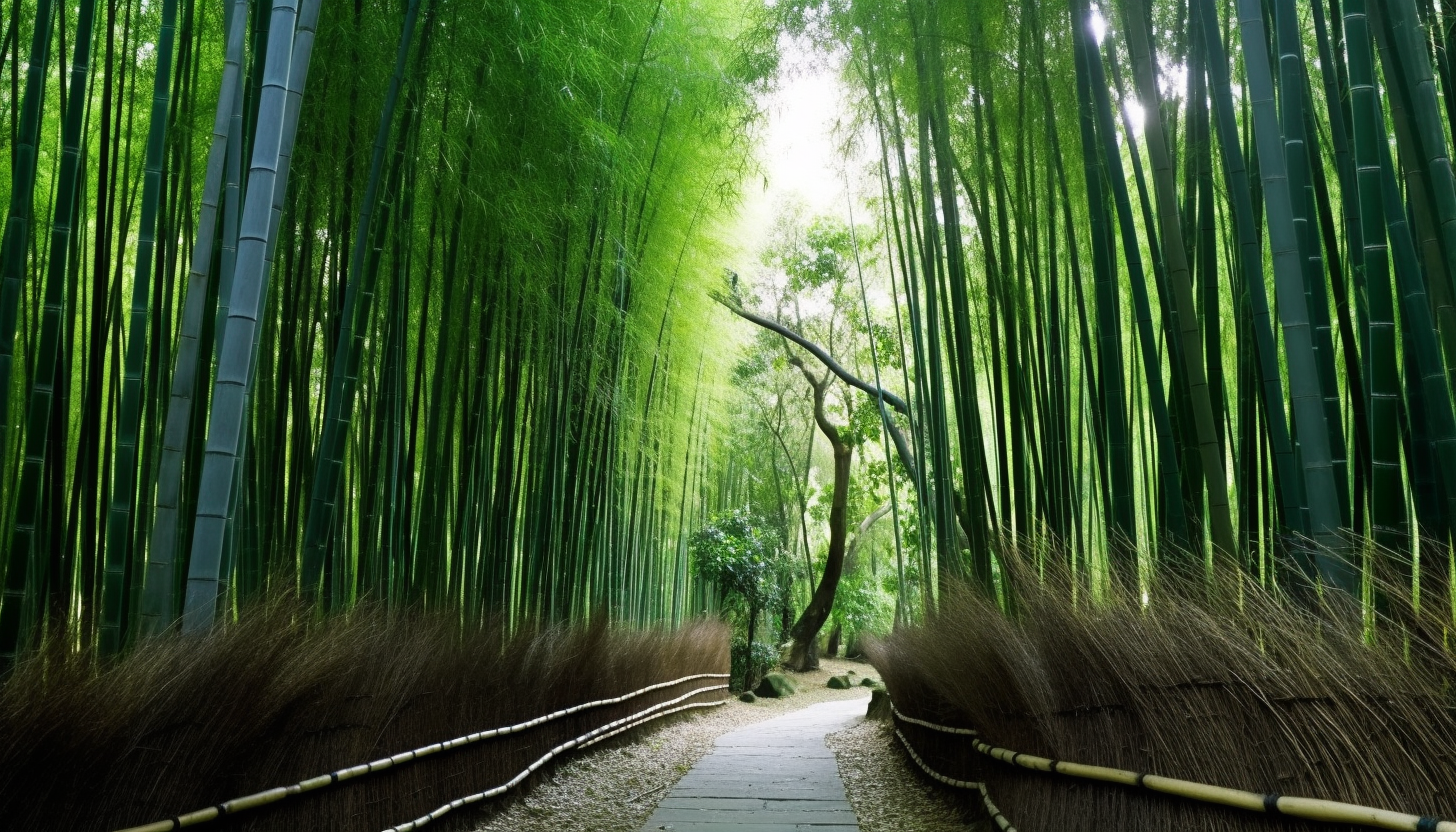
[[5, 0, 1456, 661]]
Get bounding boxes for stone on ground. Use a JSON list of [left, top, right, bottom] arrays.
[[827, 675, 854, 689], [738, 691, 757, 703], [754, 672, 797, 698]]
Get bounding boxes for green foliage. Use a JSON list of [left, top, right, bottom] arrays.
[[843, 397, 880, 448], [866, 322, 902, 370], [830, 564, 894, 645], [756, 0, 1456, 614], [0, 0, 774, 654], [730, 638, 779, 690], [690, 509, 787, 614], [8, 0, 1456, 660], [772, 216, 856, 292]]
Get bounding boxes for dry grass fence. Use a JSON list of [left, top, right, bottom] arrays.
[[0, 602, 728, 832], [868, 555, 1456, 832]]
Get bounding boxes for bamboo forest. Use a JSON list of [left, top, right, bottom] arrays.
[[3, 0, 1456, 828]]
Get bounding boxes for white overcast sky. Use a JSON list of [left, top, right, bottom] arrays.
[[726, 11, 1162, 266], [730, 36, 870, 271]]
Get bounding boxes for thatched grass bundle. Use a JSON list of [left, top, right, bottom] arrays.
[[0, 604, 728, 832], [868, 558, 1456, 832]]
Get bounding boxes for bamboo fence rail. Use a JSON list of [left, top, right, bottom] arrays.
[[115, 673, 729, 832], [890, 725, 1018, 832], [384, 691, 728, 831], [890, 701, 1455, 832]]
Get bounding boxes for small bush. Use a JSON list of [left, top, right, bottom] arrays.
[[730, 638, 779, 691], [830, 565, 895, 654]]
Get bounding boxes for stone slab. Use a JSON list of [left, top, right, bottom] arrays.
[[640, 825, 858, 832], [638, 697, 868, 831], [672, 775, 843, 787], [705, 748, 836, 757], [682, 766, 841, 778], [672, 776, 842, 787], [668, 787, 846, 801], [657, 798, 856, 812], [646, 809, 857, 824], [669, 787, 847, 798]]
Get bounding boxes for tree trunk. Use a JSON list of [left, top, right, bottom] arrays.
[[825, 624, 841, 658], [785, 368, 851, 671], [744, 601, 759, 689]]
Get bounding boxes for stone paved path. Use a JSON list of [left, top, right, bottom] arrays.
[[638, 697, 866, 832]]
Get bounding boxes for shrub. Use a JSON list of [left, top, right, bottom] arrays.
[[730, 637, 780, 691], [829, 566, 894, 654], [691, 509, 789, 662]]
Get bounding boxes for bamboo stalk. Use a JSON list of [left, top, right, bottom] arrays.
[[183, 0, 305, 632]]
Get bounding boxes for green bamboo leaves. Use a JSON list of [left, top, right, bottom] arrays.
[[1232, 0, 1351, 590], [1070, 0, 1137, 559], [809, 0, 1456, 610], [0, 0, 764, 662], [1122, 0, 1234, 561], [13, 0, 1456, 661], [0, 0, 57, 489], [1346, 0, 1406, 554], [0, 0, 78, 670]]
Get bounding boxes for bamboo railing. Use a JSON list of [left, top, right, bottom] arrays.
[[890, 701, 1454, 832], [115, 673, 729, 832]]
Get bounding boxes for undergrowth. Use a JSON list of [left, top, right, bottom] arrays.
[[0, 601, 728, 831], [868, 553, 1456, 832], [730, 638, 780, 691]]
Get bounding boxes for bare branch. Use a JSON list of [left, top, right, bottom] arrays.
[[715, 292, 911, 415]]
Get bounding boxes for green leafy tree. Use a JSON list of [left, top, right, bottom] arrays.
[[829, 566, 894, 656], [690, 509, 787, 687]]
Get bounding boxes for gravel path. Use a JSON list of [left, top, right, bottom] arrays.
[[826, 717, 985, 832], [469, 658, 981, 832]]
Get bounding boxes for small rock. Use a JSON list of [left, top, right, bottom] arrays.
[[827, 675, 854, 689], [738, 691, 757, 703], [866, 688, 892, 720], [754, 672, 797, 698], [860, 677, 878, 687]]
